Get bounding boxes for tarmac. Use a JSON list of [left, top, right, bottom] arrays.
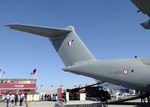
[[108, 99, 150, 107], [0, 99, 150, 107], [0, 101, 55, 107]]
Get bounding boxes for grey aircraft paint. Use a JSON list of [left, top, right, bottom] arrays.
[[6, 24, 150, 92], [5, 0, 150, 92]]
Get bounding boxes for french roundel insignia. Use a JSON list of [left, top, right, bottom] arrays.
[[123, 69, 128, 75], [68, 40, 74, 46]]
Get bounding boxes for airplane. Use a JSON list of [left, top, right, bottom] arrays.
[[131, 0, 150, 29], [5, 0, 150, 92]]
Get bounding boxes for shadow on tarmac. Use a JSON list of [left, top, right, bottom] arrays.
[[108, 102, 150, 107]]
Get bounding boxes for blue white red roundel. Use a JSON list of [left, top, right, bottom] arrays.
[[123, 69, 128, 75]]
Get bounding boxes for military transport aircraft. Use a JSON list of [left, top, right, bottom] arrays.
[[131, 0, 150, 29], [6, 0, 150, 92]]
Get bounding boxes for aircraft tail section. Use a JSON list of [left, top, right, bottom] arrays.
[[6, 24, 95, 66]]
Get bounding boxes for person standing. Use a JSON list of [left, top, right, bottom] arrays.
[[5, 94, 10, 107], [10, 94, 15, 105], [15, 94, 18, 106], [20, 94, 24, 106]]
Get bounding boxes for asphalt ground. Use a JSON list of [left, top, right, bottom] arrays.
[[28, 101, 55, 107], [108, 99, 150, 107], [0, 101, 55, 107], [0, 99, 150, 107]]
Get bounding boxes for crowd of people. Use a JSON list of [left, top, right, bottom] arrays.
[[41, 94, 57, 101], [5, 93, 25, 107]]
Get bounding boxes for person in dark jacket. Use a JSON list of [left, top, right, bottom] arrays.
[[15, 94, 18, 105]]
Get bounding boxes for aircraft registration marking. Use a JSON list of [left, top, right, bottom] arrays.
[[123, 69, 128, 75]]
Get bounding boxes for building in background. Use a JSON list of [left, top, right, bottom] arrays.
[[0, 79, 37, 94]]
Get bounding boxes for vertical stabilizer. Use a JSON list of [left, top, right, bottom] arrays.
[[52, 26, 95, 66], [6, 24, 95, 66]]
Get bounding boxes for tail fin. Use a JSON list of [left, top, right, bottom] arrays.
[[6, 24, 95, 66]]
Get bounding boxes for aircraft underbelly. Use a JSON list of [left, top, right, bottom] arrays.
[[65, 59, 150, 92]]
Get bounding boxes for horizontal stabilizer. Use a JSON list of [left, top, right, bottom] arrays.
[[141, 19, 150, 29], [6, 24, 71, 38], [131, 0, 150, 17]]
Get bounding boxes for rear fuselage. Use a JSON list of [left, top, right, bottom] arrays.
[[64, 58, 150, 92]]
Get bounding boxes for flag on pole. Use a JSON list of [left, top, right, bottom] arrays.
[[40, 84, 43, 87], [59, 85, 63, 87], [31, 69, 36, 75], [74, 85, 77, 88], [3, 71, 5, 75], [2, 71, 5, 78]]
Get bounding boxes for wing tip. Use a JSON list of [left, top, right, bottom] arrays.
[[5, 24, 11, 27], [5, 23, 21, 29]]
